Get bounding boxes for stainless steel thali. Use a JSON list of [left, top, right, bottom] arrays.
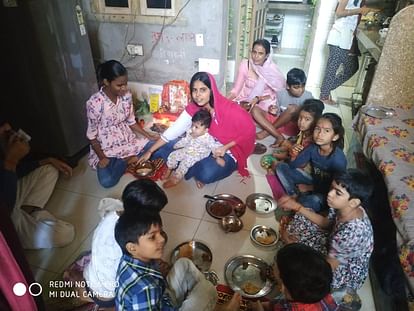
[[205, 194, 246, 219], [361, 106, 395, 119], [224, 255, 274, 298], [170, 240, 212, 272], [245, 193, 277, 214]]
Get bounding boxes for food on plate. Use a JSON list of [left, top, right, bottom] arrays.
[[242, 281, 261, 295], [202, 253, 212, 262], [254, 198, 272, 212], [256, 233, 276, 245], [178, 244, 193, 259], [210, 201, 232, 217]]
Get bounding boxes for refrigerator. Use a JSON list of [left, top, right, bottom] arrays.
[[1, 0, 97, 158]]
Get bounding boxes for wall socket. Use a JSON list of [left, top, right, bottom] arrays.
[[126, 44, 143, 56]]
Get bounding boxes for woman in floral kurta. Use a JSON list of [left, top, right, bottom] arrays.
[[86, 60, 155, 188], [279, 169, 374, 309]]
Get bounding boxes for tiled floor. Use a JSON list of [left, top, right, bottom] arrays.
[[25, 87, 375, 310]]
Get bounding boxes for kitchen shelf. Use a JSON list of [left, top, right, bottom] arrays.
[[265, 13, 284, 48]]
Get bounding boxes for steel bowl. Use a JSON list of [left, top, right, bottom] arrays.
[[246, 193, 277, 214], [220, 215, 243, 233], [170, 240, 212, 272], [224, 255, 275, 298], [134, 161, 154, 177], [250, 225, 279, 247]]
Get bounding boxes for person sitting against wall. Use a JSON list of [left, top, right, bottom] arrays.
[[138, 71, 256, 189], [228, 38, 286, 145], [86, 60, 158, 188], [319, 0, 379, 105], [0, 119, 75, 249]]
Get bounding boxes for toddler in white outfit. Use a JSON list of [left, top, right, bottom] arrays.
[[163, 109, 224, 188]]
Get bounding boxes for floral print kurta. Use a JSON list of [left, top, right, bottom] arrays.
[[86, 89, 148, 169]]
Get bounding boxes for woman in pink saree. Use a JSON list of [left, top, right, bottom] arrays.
[[229, 39, 286, 145]]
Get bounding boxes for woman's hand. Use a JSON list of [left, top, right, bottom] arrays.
[[127, 156, 139, 166], [277, 195, 302, 212], [98, 157, 110, 168], [137, 150, 152, 164], [146, 132, 160, 141], [213, 145, 228, 158]]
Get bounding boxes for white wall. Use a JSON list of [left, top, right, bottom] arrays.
[[81, 0, 229, 88]]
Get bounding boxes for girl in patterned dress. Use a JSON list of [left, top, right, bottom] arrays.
[[279, 169, 374, 310], [86, 60, 158, 188]]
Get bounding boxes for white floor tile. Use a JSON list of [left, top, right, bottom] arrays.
[[161, 177, 217, 219], [160, 211, 201, 263], [360, 276, 376, 311], [56, 156, 136, 200]]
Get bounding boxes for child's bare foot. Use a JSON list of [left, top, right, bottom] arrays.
[[161, 168, 172, 181], [256, 130, 270, 140], [163, 176, 181, 188], [195, 180, 205, 189]]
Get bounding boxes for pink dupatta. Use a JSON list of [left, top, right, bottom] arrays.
[[186, 73, 255, 176], [248, 57, 285, 101]]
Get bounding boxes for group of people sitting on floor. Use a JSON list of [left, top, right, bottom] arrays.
[[1, 36, 374, 311]]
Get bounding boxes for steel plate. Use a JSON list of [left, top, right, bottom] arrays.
[[205, 194, 246, 219], [224, 255, 274, 298], [246, 193, 277, 214], [170, 240, 212, 272], [250, 225, 279, 247], [361, 106, 395, 119]]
